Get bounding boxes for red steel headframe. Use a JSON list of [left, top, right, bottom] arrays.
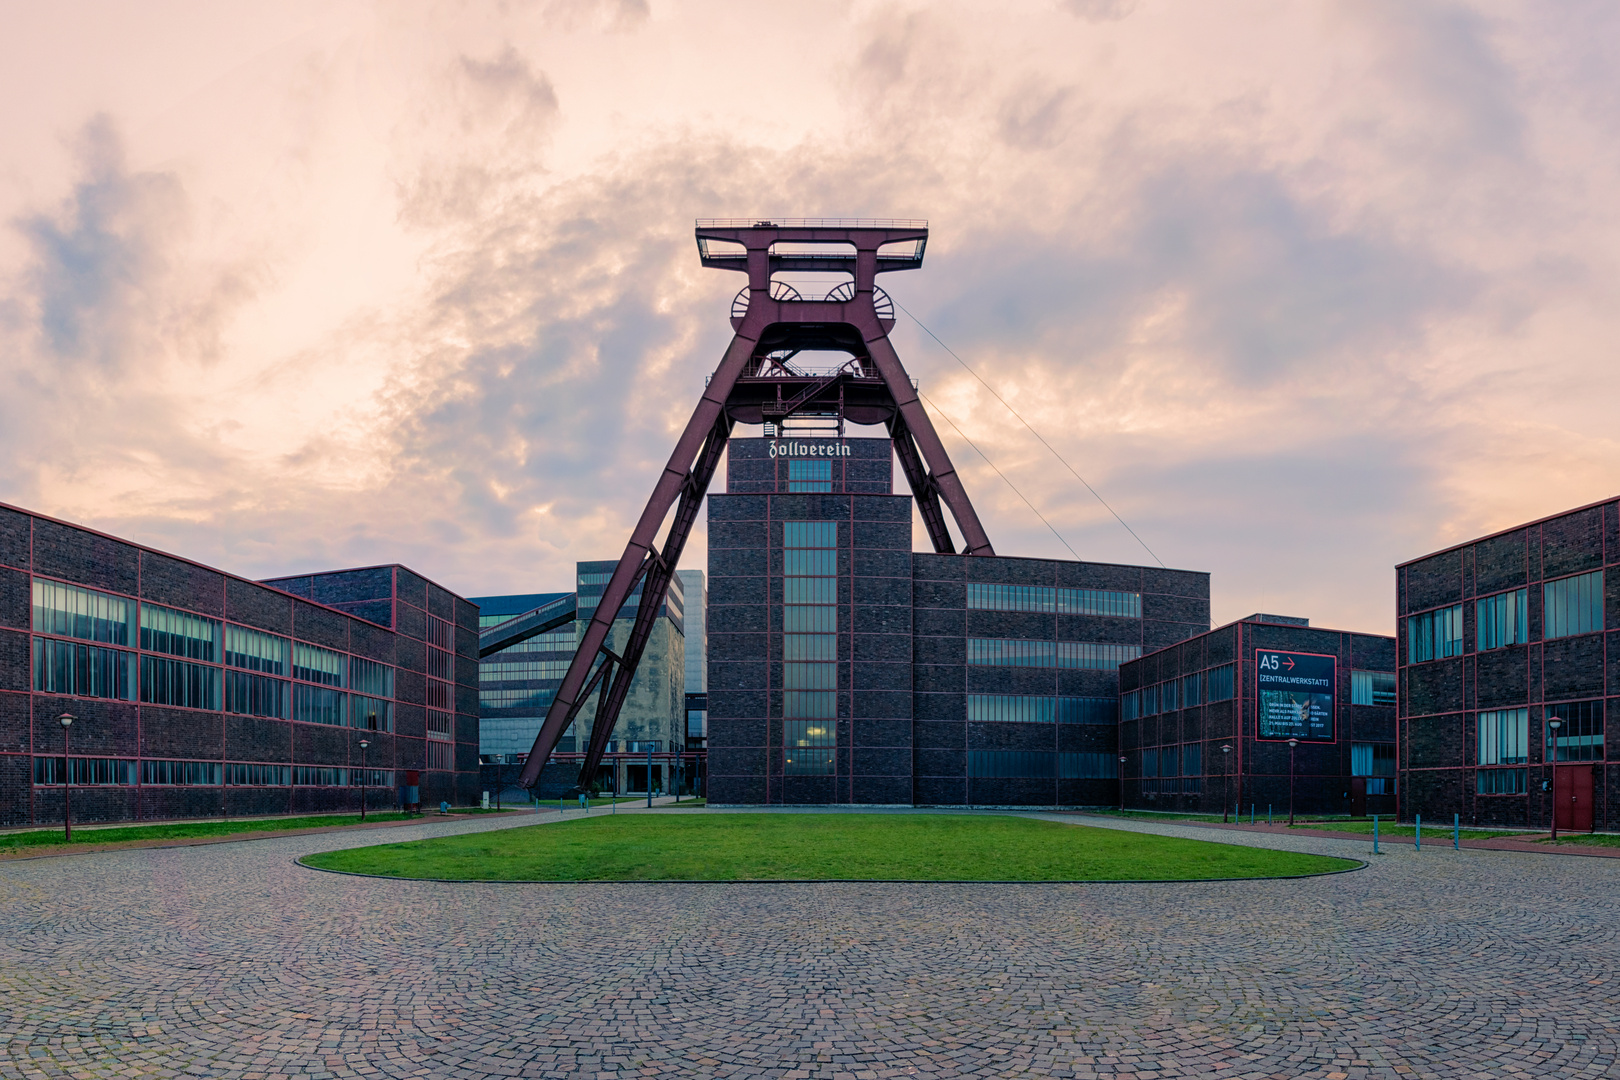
[[517, 219, 994, 792]]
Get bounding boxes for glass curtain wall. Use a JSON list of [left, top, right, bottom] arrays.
[[782, 521, 837, 775]]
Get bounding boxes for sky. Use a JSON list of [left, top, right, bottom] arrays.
[[3, 0, 1619, 634]]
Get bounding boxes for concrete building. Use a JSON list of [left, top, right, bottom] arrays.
[[677, 568, 707, 754], [5, 502, 481, 826], [1119, 615, 1396, 819], [706, 435, 1209, 806], [1398, 498, 1617, 830]]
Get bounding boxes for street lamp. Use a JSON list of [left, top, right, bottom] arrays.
[[58, 713, 76, 842], [1548, 718, 1562, 842], [1287, 738, 1300, 827], [1221, 744, 1233, 823], [358, 739, 370, 822], [1118, 755, 1127, 811]]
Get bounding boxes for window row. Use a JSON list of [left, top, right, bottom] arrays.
[[1142, 743, 1203, 778], [966, 750, 1117, 779], [480, 659, 573, 681], [32, 639, 393, 727], [480, 687, 557, 712], [1409, 571, 1606, 663], [1351, 743, 1397, 777], [785, 720, 836, 775], [32, 579, 396, 692], [966, 694, 1118, 725], [31, 758, 395, 787], [1350, 670, 1396, 707], [966, 638, 1142, 670], [965, 583, 1142, 619], [787, 459, 833, 492], [1121, 665, 1234, 720], [1475, 703, 1605, 763]]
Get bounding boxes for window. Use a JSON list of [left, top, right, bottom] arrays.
[[225, 763, 290, 786], [293, 684, 345, 725], [1059, 752, 1115, 779], [1544, 571, 1603, 640], [1547, 700, 1603, 761], [1477, 768, 1526, 795], [967, 750, 1056, 778], [1208, 664, 1234, 702], [1181, 672, 1204, 708], [427, 679, 453, 710], [1476, 589, 1528, 651], [427, 615, 454, 651], [1161, 679, 1180, 712], [1352, 742, 1397, 776], [293, 766, 348, 786], [481, 659, 572, 681], [349, 656, 394, 697], [787, 459, 833, 492], [1351, 670, 1397, 707], [427, 709, 453, 737], [226, 626, 287, 674], [31, 578, 132, 644], [350, 768, 394, 787], [1122, 689, 1141, 722], [967, 583, 1055, 612], [427, 647, 453, 680], [139, 603, 219, 661], [426, 741, 454, 771], [782, 520, 837, 775], [1142, 685, 1159, 716], [968, 695, 1054, 723], [967, 638, 1055, 667], [141, 759, 222, 786], [1182, 742, 1202, 779], [33, 757, 135, 785], [1058, 588, 1141, 618], [1056, 642, 1141, 670], [225, 671, 287, 718], [1408, 604, 1464, 663], [293, 643, 345, 686], [1161, 745, 1180, 778], [1477, 710, 1529, 765], [1142, 748, 1159, 778], [32, 638, 133, 699], [140, 656, 220, 710], [480, 688, 556, 711], [1058, 698, 1117, 725], [350, 695, 392, 731]]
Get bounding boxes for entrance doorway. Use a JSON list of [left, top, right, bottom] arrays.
[[1555, 764, 1595, 832], [1350, 776, 1367, 818]]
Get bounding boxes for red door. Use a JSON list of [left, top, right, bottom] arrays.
[[1555, 765, 1595, 832]]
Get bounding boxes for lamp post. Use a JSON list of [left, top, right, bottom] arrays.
[[1118, 755, 1127, 811], [1548, 718, 1562, 842], [1221, 744, 1233, 823], [1287, 738, 1300, 827], [358, 739, 370, 822], [58, 713, 76, 842]]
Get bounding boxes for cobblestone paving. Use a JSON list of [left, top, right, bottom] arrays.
[[2, 807, 1618, 1079]]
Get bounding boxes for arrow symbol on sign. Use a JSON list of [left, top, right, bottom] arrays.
[[1282, 656, 1295, 670]]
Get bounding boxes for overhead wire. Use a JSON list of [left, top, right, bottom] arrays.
[[896, 299, 1166, 568], [916, 388, 1084, 563]]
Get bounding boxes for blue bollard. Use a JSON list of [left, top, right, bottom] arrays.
[[1415, 813, 1421, 851], [1373, 814, 1379, 854], [1268, 804, 1273, 826], [1454, 813, 1460, 850], [1250, 804, 1255, 824]]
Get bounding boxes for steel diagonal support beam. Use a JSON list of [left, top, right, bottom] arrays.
[[518, 335, 753, 790], [888, 413, 955, 554], [863, 333, 995, 556]]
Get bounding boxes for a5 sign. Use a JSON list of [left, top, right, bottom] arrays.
[[1255, 650, 1336, 742]]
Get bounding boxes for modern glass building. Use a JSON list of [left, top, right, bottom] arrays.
[[2, 501, 481, 826], [1119, 615, 1396, 818], [1398, 498, 1618, 830], [706, 436, 1210, 806], [472, 564, 685, 797]]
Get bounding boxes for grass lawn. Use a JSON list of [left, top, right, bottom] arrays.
[[301, 813, 1359, 882], [1291, 820, 1520, 841], [0, 812, 420, 854], [1539, 832, 1620, 848], [1081, 809, 1229, 824]]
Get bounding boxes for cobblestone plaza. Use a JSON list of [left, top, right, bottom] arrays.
[[2, 812, 1617, 1079]]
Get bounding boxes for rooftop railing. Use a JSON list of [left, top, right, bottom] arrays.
[[696, 217, 928, 230]]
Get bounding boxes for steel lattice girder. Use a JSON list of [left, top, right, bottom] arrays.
[[516, 221, 992, 792]]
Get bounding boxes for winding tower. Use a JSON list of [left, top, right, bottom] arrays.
[[516, 218, 994, 793]]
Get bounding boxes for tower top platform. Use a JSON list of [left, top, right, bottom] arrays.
[[695, 218, 928, 276]]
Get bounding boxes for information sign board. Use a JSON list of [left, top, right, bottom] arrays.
[[1255, 650, 1336, 741]]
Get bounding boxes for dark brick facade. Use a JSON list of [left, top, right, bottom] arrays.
[[1398, 498, 1620, 829], [1, 502, 480, 826], [1120, 618, 1396, 818], [708, 436, 1211, 807]]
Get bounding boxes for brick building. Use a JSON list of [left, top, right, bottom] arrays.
[[706, 435, 1209, 806], [1120, 615, 1396, 819], [2, 502, 480, 827], [1398, 498, 1617, 830]]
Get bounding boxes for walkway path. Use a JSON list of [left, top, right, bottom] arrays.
[[2, 805, 1617, 1079]]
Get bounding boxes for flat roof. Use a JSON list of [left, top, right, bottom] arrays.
[[1396, 494, 1618, 569]]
